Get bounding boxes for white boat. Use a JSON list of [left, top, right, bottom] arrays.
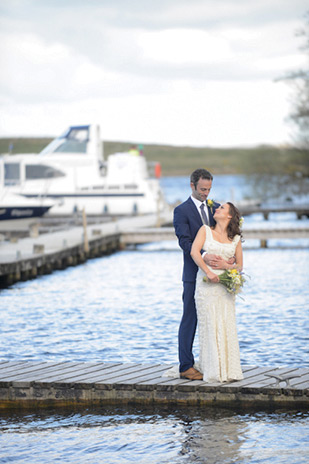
[[1, 125, 168, 216]]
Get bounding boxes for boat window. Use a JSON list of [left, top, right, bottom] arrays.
[[4, 163, 20, 185], [40, 127, 89, 155], [54, 140, 87, 153], [40, 139, 87, 154], [25, 164, 65, 179]]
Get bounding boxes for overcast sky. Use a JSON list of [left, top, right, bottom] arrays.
[[0, 0, 307, 147]]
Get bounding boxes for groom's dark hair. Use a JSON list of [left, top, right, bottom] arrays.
[[190, 169, 213, 188]]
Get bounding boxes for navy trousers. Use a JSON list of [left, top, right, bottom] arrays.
[[178, 281, 197, 372]]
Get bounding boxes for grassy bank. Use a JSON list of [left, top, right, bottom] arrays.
[[0, 137, 308, 177]]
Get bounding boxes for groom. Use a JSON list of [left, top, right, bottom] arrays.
[[173, 168, 220, 380]]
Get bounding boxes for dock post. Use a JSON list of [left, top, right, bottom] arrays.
[[82, 208, 89, 254], [30, 223, 39, 238], [156, 194, 161, 228]]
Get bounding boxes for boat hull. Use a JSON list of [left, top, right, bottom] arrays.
[[0, 205, 52, 231]]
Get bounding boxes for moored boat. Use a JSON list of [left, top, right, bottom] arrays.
[[1, 125, 168, 216]]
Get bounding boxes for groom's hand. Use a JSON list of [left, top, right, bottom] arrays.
[[204, 254, 233, 270], [204, 254, 221, 267]]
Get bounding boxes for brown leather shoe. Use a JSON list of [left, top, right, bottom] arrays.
[[180, 367, 203, 381]]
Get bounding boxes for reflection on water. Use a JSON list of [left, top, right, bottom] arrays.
[[0, 406, 308, 464]]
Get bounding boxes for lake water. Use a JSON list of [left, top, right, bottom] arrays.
[[0, 175, 308, 463]]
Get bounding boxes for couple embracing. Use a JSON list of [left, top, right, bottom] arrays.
[[172, 168, 244, 383]]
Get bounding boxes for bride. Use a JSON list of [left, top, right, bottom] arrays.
[[190, 202, 244, 383]]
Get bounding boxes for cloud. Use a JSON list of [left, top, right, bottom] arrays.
[[137, 29, 231, 64], [0, 0, 307, 145]]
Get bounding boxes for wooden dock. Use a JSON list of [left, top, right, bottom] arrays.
[[0, 210, 172, 287], [121, 225, 309, 247], [0, 208, 308, 287], [237, 203, 309, 220], [0, 361, 308, 410]]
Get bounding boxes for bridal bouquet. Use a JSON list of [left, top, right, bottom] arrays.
[[203, 269, 246, 295]]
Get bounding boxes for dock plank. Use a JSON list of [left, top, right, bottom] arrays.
[[293, 381, 309, 389], [105, 364, 167, 385], [27, 363, 118, 384], [33, 363, 138, 385], [290, 370, 309, 388], [1, 362, 82, 382], [235, 367, 297, 385], [13, 362, 110, 383], [73, 364, 156, 385], [219, 366, 281, 389], [247, 367, 304, 388], [221, 367, 307, 392], [44, 363, 130, 384], [121, 365, 175, 385], [0, 361, 34, 374], [67, 364, 164, 385], [0, 362, 63, 380], [49, 363, 138, 384]]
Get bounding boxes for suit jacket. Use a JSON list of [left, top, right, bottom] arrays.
[[173, 197, 219, 282]]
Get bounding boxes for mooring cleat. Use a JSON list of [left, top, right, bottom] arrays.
[[264, 373, 302, 387]]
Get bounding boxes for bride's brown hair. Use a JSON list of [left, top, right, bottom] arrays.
[[227, 202, 243, 241]]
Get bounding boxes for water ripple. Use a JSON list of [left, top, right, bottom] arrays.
[[0, 248, 308, 368]]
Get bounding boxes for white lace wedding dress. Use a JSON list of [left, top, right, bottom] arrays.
[[194, 225, 243, 383]]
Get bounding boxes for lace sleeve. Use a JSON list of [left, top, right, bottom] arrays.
[[233, 234, 240, 245]]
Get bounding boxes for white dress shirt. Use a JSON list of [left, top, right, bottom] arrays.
[[191, 195, 210, 224]]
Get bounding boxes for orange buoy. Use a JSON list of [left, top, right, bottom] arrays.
[[155, 162, 161, 178]]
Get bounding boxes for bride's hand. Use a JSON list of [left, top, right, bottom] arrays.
[[206, 272, 220, 283]]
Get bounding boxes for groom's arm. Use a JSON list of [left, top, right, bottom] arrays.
[[173, 206, 194, 256]]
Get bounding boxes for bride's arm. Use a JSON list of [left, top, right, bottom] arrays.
[[233, 241, 243, 271], [191, 227, 220, 283]]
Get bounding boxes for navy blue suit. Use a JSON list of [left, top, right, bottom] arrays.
[[173, 197, 219, 372]]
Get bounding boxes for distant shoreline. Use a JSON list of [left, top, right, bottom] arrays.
[[0, 137, 308, 176]]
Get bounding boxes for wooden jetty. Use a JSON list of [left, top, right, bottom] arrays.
[[0, 361, 308, 410], [0, 208, 308, 287], [238, 203, 309, 220], [121, 225, 309, 248], [0, 210, 172, 287]]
